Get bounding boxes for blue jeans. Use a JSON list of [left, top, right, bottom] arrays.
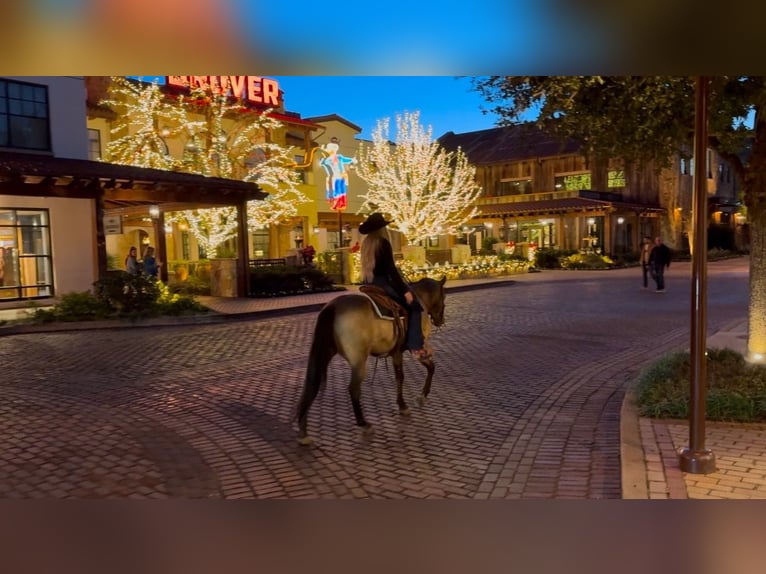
[[371, 278, 424, 351], [653, 264, 666, 290]]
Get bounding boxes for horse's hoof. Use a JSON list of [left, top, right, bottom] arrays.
[[399, 407, 411, 417], [417, 394, 427, 407], [297, 436, 314, 446]]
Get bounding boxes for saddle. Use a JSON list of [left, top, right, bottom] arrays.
[[359, 285, 408, 351]]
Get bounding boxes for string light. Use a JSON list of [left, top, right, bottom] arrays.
[[101, 76, 311, 255], [355, 111, 482, 244]]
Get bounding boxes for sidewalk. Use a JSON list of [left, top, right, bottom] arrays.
[[621, 316, 766, 499]]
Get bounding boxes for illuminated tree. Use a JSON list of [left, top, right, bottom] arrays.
[[103, 76, 188, 169], [473, 76, 766, 363], [103, 77, 310, 255], [355, 111, 481, 244], [166, 84, 311, 254]]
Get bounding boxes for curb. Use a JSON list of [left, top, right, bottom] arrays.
[[620, 390, 649, 499], [0, 279, 517, 337]]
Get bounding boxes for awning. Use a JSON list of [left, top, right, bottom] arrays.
[[0, 151, 266, 213], [477, 196, 664, 218]]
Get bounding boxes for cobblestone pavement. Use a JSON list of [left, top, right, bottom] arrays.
[[0, 259, 749, 498]]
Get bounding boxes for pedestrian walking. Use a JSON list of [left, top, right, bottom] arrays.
[[648, 236, 672, 292], [640, 236, 652, 289]]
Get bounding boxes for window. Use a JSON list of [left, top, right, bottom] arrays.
[[0, 208, 54, 300], [497, 179, 532, 196], [181, 231, 190, 260], [607, 170, 626, 188], [88, 128, 101, 161], [707, 149, 713, 179], [0, 79, 51, 151], [554, 172, 591, 191], [294, 154, 307, 183], [251, 228, 270, 258]]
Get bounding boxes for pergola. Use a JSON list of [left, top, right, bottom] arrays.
[[0, 151, 266, 296]]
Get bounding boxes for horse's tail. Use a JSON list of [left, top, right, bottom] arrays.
[[295, 303, 337, 423]]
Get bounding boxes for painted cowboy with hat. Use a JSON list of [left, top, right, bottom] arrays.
[[358, 212, 430, 360]]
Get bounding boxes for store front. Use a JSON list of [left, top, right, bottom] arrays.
[[476, 192, 663, 257], [0, 151, 265, 307]]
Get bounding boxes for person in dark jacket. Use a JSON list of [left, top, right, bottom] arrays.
[[640, 235, 652, 289], [359, 212, 430, 360], [648, 236, 672, 292]]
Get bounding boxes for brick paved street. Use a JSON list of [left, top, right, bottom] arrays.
[[0, 259, 749, 498]]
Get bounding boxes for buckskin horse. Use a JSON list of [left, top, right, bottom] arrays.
[[295, 276, 446, 445]]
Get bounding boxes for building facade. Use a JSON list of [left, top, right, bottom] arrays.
[[1, 76, 265, 312], [0, 76, 94, 313], [439, 124, 740, 257], [85, 76, 320, 267]]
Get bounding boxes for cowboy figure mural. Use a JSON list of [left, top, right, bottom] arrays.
[[319, 136, 355, 211]]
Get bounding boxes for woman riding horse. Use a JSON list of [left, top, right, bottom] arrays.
[[359, 212, 431, 360]]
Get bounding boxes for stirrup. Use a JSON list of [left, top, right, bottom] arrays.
[[411, 348, 433, 361]]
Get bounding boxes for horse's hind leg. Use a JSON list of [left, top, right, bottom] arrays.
[[348, 361, 372, 433], [393, 351, 410, 416], [416, 358, 435, 407]]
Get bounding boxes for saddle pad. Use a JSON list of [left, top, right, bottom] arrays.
[[359, 285, 403, 320]]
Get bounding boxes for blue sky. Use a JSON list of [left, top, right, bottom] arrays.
[[273, 76, 503, 140], [135, 76, 510, 141]]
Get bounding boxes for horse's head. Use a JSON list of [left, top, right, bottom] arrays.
[[414, 276, 446, 327]]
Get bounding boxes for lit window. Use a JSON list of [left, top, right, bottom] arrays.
[[88, 128, 101, 161], [0, 208, 54, 300], [554, 173, 591, 191], [607, 170, 625, 188]]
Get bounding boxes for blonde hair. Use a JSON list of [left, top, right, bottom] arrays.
[[360, 228, 386, 283]]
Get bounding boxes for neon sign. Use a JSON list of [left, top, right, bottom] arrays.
[[166, 76, 282, 107], [319, 137, 355, 212]]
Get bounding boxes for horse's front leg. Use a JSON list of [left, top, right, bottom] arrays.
[[416, 358, 435, 407], [393, 351, 409, 416]]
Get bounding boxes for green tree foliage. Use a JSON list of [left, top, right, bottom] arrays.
[[472, 76, 766, 363]]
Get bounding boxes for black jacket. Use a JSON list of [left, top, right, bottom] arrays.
[[372, 239, 410, 298], [649, 243, 672, 268]]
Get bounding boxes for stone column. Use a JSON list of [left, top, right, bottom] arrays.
[[210, 258, 238, 297]]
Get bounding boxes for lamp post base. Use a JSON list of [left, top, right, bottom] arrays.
[[678, 447, 716, 474]]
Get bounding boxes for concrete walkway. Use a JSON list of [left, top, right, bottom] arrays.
[[621, 316, 766, 499]]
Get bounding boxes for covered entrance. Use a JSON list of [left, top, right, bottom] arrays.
[[0, 152, 265, 299]]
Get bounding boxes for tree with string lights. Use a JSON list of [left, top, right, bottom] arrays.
[[355, 111, 482, 245], [102, 76, 310, 255], [103, 76, 188, 169]]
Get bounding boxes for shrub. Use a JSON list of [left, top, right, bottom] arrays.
[[533, 248, 578, 269], [635, 348, 766, 423], [32, 291, 113, 323], [169, 275, 211, 296], [30, 273, 208, 324], [93, 270, 160, 314], [560, 252, 615, 269], [480, 236, 499, 254]]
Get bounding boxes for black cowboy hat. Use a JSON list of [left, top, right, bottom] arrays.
[[359, 212, 391, 234]]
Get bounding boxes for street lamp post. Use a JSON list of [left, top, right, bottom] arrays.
[[679, 76, 716, 474]]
